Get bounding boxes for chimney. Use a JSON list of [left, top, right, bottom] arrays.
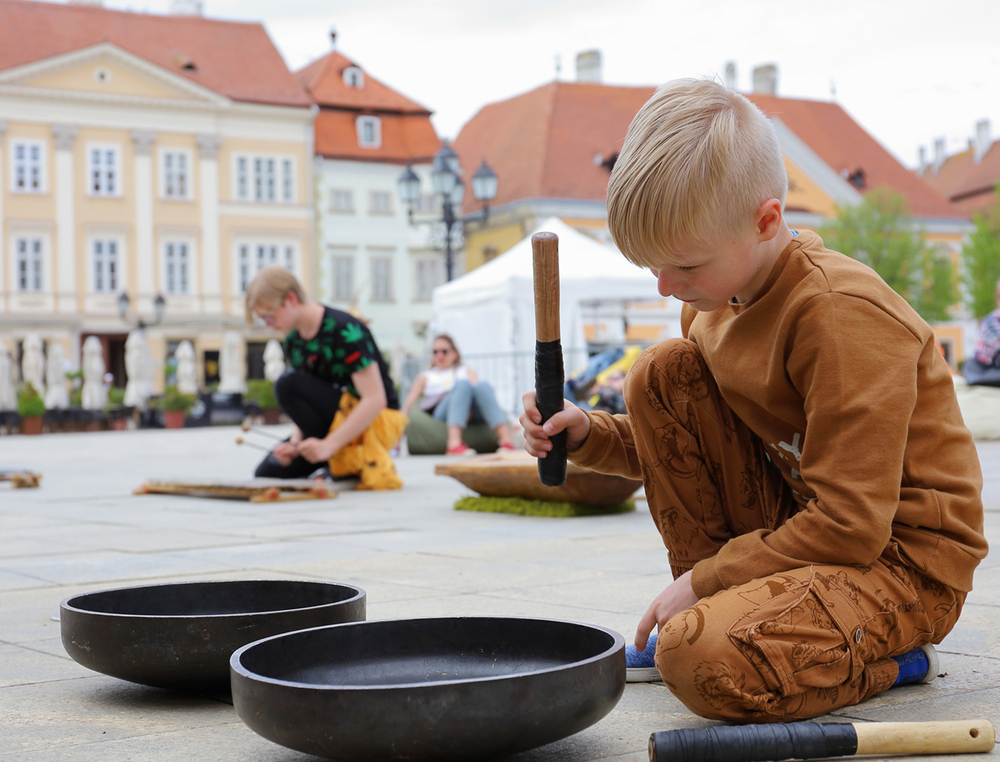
[[751, 64, 777, 95], [932, 137, 947, 173], [917, 146, 928, 175], [576, 50, 602, 83], [974, 119, 992, 164], [168, 0, 203, 16], [724, 61, 737, 90]]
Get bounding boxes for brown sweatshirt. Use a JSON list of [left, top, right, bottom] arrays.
[[573, 230, 987, 598]]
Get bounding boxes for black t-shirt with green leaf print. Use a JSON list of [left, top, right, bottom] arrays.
[[283, 306, 399, 409]]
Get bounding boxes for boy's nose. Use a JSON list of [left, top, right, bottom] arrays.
[[655, 269, 684, 298]]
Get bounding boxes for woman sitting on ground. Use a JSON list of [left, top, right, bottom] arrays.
[[401, 334, 515, 455]]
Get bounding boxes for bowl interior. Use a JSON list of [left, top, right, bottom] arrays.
[[64, 580, 362, 618], [237, 617, 620, 687]]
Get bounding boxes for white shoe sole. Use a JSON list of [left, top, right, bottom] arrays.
[[625, 666, 662, 683], [920, 643, 939, 683]]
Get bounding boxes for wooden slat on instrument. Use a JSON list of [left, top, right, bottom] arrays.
[[0, 470, 42, 488], [135, 478, 337, 502]]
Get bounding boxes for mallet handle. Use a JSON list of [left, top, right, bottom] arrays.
[[648, 719, 994, 762], [532, 232, 567, 487]]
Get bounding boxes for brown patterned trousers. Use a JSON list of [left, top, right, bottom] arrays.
[[625, 339, 962, 722]]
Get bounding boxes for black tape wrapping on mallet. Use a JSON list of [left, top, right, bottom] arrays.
[[648, 722, 858, 762], [535, 339, 567, 486]]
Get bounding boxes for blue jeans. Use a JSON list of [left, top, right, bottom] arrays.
[[432, 380, 506, 430]]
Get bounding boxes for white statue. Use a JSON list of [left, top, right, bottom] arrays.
[[44, 342, 69, 409], [123, 329, 153, 408], [175, 340, 198, 395], [81, 336, 107, 410], [21, 332, 45, 397], [263, 339, 285, 382], [218, 329, 246, 394], [0, 342, 16, 410]]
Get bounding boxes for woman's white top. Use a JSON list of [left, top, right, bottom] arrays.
[[423, 365, 470, 396]]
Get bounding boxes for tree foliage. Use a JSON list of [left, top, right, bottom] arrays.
[[961, 183, 1000, 320], [819, 187, 958, 322]]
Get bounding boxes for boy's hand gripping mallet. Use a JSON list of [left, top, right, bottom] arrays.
[[532, 231, 567, 487], [648, 719, 995, 762]]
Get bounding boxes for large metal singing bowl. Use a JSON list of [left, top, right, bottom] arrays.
[[231, 616, 626, 762], [61, 580, 366, 692]]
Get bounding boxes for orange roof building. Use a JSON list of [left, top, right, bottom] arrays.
[[453, 59, 969, 271], [920, 120, 1000, 218], [295, 42, 445, 355]]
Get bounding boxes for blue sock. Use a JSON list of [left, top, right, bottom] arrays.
[[892, 647, 929, 685]]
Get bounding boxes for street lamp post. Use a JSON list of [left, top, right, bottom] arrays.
[[397, 140, 498, 282], [117, 292, 166, 330]]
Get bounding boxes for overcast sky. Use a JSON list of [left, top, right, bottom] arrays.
[[101, 0, 1000, 169]]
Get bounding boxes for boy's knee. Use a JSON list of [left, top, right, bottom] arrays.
[[624, 338, 708, 411], [272, 370, 296, 404]]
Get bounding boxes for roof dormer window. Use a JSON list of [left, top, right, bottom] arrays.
[[356, 116, 381, 149], [343, 66, 364, 89]]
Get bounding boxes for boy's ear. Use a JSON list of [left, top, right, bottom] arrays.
[[284, 290, 301, 308], [755, 198, 783, 241]]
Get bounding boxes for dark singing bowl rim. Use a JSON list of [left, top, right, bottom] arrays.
[[60, 579, 366, 620], [231, 615, 626, 691]]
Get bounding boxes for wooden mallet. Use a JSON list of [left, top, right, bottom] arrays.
[[532, 231, 567, 487], [648, 719, 994, 762]]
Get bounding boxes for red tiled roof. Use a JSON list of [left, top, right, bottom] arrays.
[[454, 80, 964, 220], [297, 50, 431, 114], [746, 93, 964, 220], [313, 109, 440, 162], [453, 81, 653, 214], [297, 49, 439, 162], [0, 0, 309, 108], [922, 141, 1000, 217]]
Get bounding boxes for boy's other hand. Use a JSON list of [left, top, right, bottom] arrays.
[[272, 441, 297, 466], [635, 570, 698, 651], [519, 391, 591, 457]]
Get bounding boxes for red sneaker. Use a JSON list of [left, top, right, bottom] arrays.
[[445, 443, 472, 456], [498, 442, 517, 452]]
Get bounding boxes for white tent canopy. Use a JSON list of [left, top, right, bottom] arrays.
[[430, 217, 679, 417]]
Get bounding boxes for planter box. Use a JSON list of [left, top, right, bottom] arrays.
[[163, 410, 187, 429], [20, 416, 43, 435]]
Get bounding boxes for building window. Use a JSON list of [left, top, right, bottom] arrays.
[[15, 238, 43, 292], [237, 242, 295, 292], [88, 145, 120, 196], [162, 150, 190, 199], [235, 155, 295, 203], [164, 241, 190, 295], [282, 158, 294, 202], [12, 140, 45, 193], [343, 66, 364, 89], [356, 116, 382, 149], [414, 257, 443, 302], [369, 190, 393, 214], [92, 239, 119, 292], [332, 255, 354, 301], [371, 256, 393, 302], [329, 189, 354, 213]]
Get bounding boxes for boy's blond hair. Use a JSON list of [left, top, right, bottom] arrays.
[[244, 266, 306, 323], [607, 78, 787, 267]]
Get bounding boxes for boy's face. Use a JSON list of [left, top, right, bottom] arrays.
[[649, 231, 775, 311], [252, 292, 296, 333]]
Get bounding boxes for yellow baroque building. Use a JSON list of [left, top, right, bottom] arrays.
[[0, 0, 313, 392]]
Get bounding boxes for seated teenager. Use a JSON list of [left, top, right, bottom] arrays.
[[245, 266, 404, 488]]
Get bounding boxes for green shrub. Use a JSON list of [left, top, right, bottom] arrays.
[[158, 384, 197, 413], [106, 387, 125, 407], [245, 378, 278, 409], [17, 383, 46, 418]]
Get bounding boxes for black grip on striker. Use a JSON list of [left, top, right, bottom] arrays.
[[648, 722, 858, 762], [535, 339, 567, 486]]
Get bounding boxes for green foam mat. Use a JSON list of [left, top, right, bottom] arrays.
[[454, 495, 636, 517]]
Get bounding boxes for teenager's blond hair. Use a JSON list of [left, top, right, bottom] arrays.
[[244, 266, 307, 323], [607, 78, 787, 267]]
